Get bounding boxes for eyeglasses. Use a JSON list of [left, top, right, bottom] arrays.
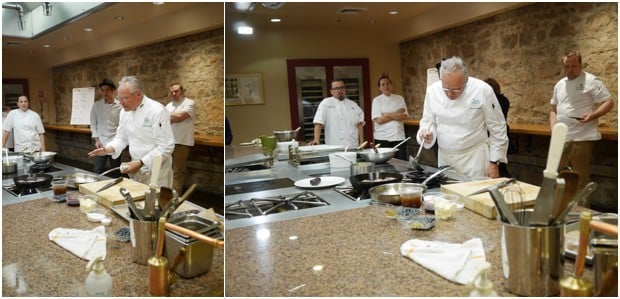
[[118, 92, 137, 101], [331, 86, 346, 91], [442, 87, 465, 94]]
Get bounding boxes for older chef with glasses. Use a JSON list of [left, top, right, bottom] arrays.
[[416, 56, 508, 179]]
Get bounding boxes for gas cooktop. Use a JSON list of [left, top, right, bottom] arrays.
[[225, 191, 329, 220]]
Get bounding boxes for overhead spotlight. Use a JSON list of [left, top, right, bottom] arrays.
[[238, 26, 253, 35], [42, 2, 52, 16], [270, 18, 281, 23]]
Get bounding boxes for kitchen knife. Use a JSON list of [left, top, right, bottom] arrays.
[[95, 177, 124, 193], [529, 122, 568, 226]]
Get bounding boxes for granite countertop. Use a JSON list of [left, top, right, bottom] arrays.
[[225, 204, 592, 297], [2, 197, 223, 296]]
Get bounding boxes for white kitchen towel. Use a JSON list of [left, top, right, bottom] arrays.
[[48, 226, 106, 261], [400, 238, 487, 285]]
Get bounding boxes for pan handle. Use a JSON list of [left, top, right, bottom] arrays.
[[165, 222, 224, 249]]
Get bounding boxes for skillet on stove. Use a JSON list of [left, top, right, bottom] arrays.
[[349, 172, 403, 194]]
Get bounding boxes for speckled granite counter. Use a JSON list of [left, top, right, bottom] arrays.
[[225, 204, 593, 297], [2, 198, 223, 297]]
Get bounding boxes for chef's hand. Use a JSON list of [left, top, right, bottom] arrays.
[[486, 163, 500, 178], [309, 139, 320, 146], [418, 129, 433, 144], [94, 138, 103, 149], [88, 147, 108, 157], [120, 161, 142, 174]]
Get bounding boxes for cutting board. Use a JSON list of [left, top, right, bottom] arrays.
[[440, 178, 540, 219], [79, 178, 149, 208]]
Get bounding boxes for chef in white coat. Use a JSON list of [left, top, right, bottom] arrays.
[[88, 76, 175, 187], [2, 96, 46, 153], [417, 56, 508, 179]]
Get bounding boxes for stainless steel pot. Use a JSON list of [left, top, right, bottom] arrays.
[[2, 161, 17, 174], [350, 162, 374, 176], [368, 183, 428, 205], [357, 148, 398, 163], [273, 130, 299, 142]]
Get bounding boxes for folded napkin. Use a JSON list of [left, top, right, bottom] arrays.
[[400, 238, 486, 285], [49, 226, 106, 261]]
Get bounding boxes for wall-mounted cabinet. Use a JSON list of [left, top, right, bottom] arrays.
[[287, 59, 370, 143]]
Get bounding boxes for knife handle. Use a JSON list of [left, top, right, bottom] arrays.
[[544, 123, 568, 179]]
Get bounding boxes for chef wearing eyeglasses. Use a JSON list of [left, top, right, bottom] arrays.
[[416, 56, 508, 179]]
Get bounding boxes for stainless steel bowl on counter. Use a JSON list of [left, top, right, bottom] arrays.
[[357, 148, 398, 163], [273, 130, 299, 142]]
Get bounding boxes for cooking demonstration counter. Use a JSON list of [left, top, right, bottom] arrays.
[[224, 145, 600, 297], [2, 197, 224, 296], [2, 159, 224, 296], [225, 200, 595, 297]]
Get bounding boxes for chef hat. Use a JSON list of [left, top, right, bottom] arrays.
[[98, 78, 116, 90]]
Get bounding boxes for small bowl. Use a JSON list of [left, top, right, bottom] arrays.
[[86, 209, 107, 222], [396, 206, 423, 221]]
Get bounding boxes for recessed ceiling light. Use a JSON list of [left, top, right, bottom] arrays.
[[113, 16, 124, 21], [63, 37, 69, 41], [153, 2, 165, 5], [238, 26, 253, 35], [42, 44, 51, 48], [270, 18, 281, 23], [83, 28, 93, 32], [388, 11, 399, 15]]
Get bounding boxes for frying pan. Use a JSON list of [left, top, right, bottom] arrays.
[[349, 172, 403, 195], [65, 172, 100, 188], [13, 173, 53, 190]]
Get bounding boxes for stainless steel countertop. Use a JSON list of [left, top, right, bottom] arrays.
[[2, 158, 104, 206], [224, 149, 468, 230]]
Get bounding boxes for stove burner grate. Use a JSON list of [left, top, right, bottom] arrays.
[[225, 191, 329, 220]]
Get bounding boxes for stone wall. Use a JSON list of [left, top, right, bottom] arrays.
[[400, 2, 618, 212], [52, 28, 224, 135], [49, 28, 224, 202], [400, 2, 617, 126]]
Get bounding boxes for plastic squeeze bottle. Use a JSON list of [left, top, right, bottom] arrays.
[[85, 256, 113, 296], [469, 262, 497, 297]]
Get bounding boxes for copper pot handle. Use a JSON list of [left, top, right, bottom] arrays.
[[165, 222, 224, 248], [589, 220, 618, 237]]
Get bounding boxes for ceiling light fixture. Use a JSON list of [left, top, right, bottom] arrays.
[[43, 44, 51, 48], [388, 11, 399, 15], [113, 16, 125, 21], [153, 2, 165, 5], [42, 2, 53, 16], [238, 26, 253, 35], [270, 18, 281, 23], [83, 28, 93, 32]]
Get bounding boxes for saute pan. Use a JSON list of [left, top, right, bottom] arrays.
[[349, 172, 403, 194]]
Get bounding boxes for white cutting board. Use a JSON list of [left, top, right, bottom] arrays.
[[79, 178, 149, 208], [440, 178, 540, 219]]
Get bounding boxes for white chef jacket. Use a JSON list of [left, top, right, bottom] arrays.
[[417, 77, 508, 176], [371, 93, 408, 141], [550, 71, 612, 141], [90, 98, 121, 146], [165, 97, 196, 146], [2, 110, 14, 148], [313, 97, 365, 147], [2, 109, 45, 153], [107, 96, 175, 187]]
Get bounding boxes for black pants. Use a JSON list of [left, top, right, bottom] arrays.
[[373, 139, 407, 161]]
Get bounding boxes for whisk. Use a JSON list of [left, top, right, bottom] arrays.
[[502, 180, 526, 226]]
